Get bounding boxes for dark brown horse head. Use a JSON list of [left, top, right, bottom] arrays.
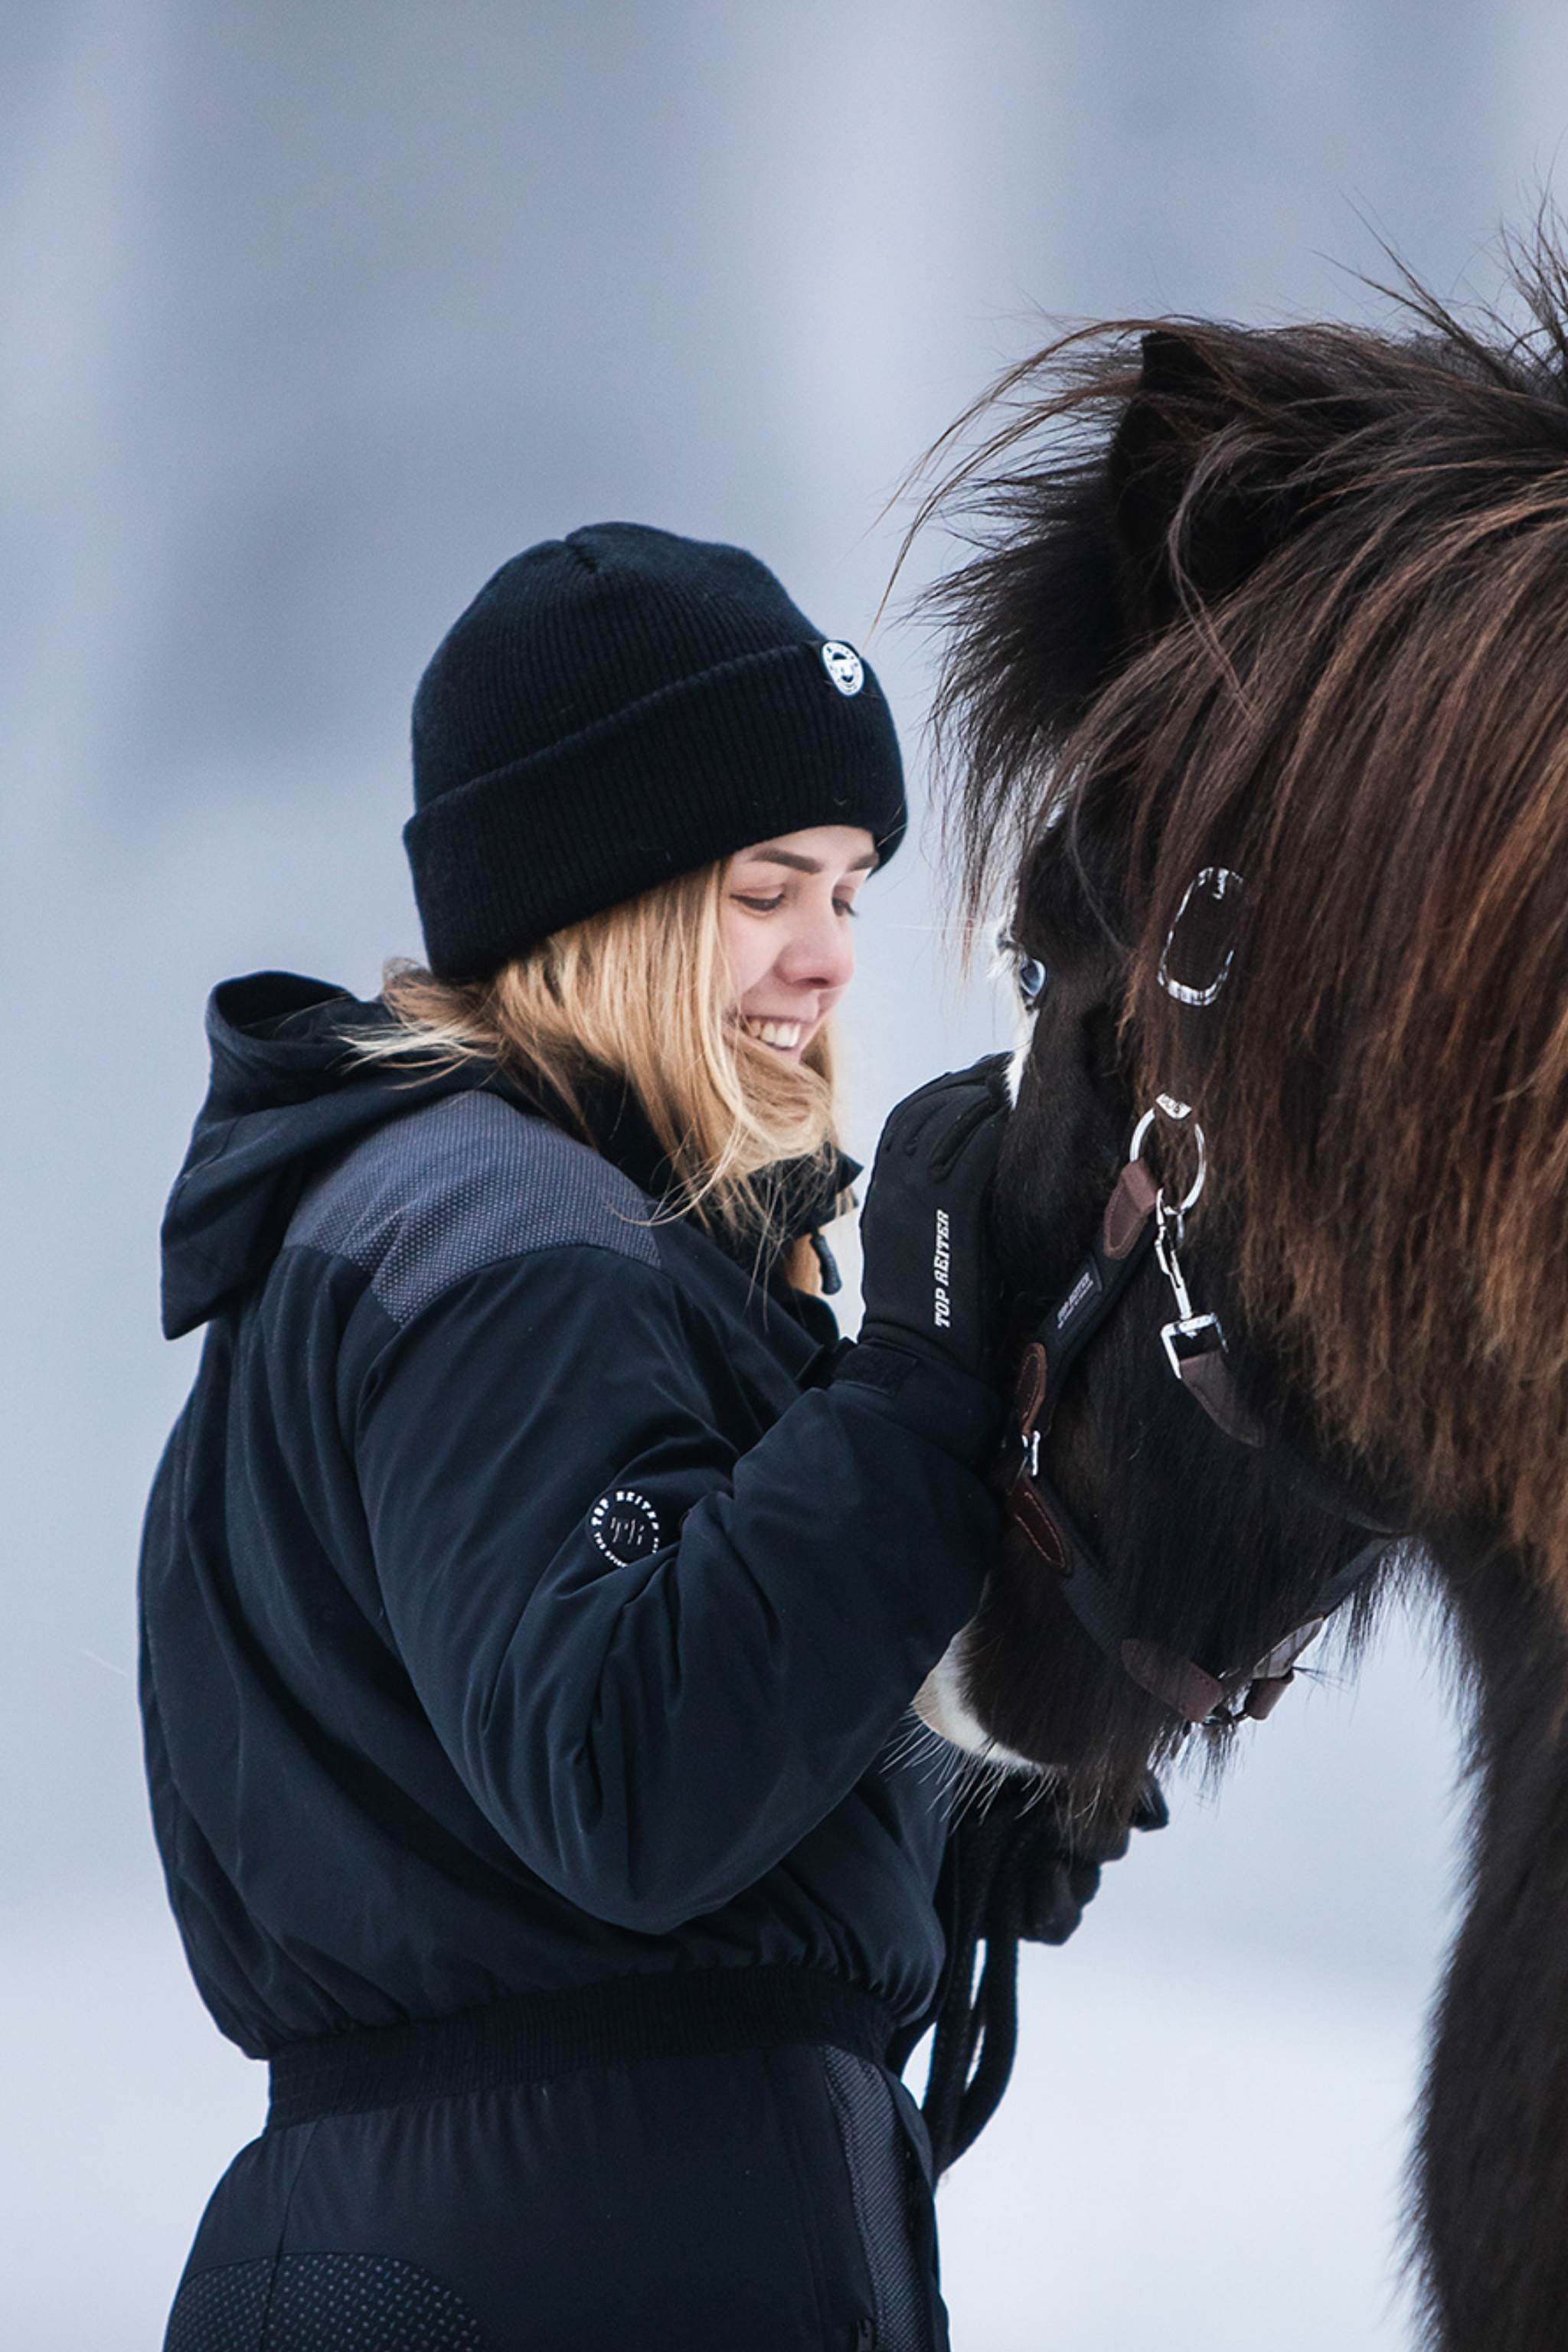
[[916, 255, 1568, 1810]]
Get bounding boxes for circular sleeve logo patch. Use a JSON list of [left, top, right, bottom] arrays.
[[589, 1488, 663, 1566], [820, 639, 864, 696]]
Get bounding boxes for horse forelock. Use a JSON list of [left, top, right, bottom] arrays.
[[929, 253, 1568, 1603]]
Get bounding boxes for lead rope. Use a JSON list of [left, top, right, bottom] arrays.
[[916, 1773, 1170, 2176], [918, 1786, 1030, 2177]]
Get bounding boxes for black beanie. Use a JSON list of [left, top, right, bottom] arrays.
[[404, 522, 907, 979]]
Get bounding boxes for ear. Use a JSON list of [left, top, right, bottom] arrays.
[[1107, 328, 1305, 633], [1109, 332, 1232, 585]]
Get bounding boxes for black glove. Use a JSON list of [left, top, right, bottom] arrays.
[[998, 1772, 1171, 1945], [858, 1055, 1012, 1383]]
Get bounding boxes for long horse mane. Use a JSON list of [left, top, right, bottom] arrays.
[[918, 233, 1568, 1591]]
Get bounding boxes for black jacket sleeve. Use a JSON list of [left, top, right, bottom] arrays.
[[349, 1241, 997, 1934]]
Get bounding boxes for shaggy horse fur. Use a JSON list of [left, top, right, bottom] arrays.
[[916, 243, 1568, 2351]]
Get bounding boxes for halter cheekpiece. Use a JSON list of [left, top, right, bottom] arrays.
[[1004, 1089, 1397, 1728]]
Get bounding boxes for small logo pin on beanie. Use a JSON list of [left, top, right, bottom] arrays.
[[820, 640, 864, 696]]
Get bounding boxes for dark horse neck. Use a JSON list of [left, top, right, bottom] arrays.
[[1418, 1523, 1568, 2352]]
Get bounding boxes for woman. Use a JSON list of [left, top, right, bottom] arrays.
[[141, 523, 1009, 2352]]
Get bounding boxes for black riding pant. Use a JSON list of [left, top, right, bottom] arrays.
[[163, 2009, 946, 2352]]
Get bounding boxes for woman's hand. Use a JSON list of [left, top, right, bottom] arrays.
[[856, 1055, 1012, 1384]]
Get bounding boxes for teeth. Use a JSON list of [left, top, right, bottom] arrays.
[[743, 1018, 804, 1050]]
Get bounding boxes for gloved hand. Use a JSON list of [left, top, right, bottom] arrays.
[[998, 1773, 1170, 1945], [857, 1055, 1013, 1383]]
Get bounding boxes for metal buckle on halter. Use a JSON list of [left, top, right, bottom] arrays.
[[1161, 1309, 1227, 1381], [1154, 1194, 1229, 1375], [1132, 1097, 1229, 1379]]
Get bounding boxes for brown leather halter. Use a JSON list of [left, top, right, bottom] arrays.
[[1004, 1102, 1397, 1726]]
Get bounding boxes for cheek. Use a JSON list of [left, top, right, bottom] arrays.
[[717, 906, 769, 1002], [831, 923, 858, 994]]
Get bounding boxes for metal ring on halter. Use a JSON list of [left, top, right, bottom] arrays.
[[1129, 1097, 1208, 1218], [1156, 867, 1244, 1007]]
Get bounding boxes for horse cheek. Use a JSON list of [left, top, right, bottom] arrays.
[[938, 1519, 1173, 1801]]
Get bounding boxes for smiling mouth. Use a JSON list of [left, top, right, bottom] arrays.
[[743, 1016, 805, 1052]]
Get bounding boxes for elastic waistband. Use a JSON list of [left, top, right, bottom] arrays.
[[266, 1965, 893, 2131]]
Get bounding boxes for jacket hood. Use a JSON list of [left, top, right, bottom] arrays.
[[159, 973, 477, 1339], [160, 973, 861, 1340]]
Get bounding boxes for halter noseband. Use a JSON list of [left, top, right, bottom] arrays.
[[1004, 1094, 1397, 1727]]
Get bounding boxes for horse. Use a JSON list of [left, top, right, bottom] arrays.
[[909, 243, 1568, 2352]]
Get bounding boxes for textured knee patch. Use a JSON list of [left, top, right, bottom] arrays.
[[164, 2260, 270, 2352], [166, 2252, 483, 2351]]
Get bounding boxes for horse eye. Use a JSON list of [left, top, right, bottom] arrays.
[[1016, 954, 1048, 1008]]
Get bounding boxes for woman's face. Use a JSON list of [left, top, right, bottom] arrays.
[[720, 824, 877, 1060]]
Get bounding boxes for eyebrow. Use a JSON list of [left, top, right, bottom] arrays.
[[740, 845, 880, 875]]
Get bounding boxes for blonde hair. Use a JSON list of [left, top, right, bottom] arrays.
[[358, 861, 844, 1243]]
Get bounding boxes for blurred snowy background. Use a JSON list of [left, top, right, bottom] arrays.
[[5, 2, 1567, 2343]]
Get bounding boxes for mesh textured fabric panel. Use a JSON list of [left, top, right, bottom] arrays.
[[821, 2046, 932, 2352], [164, 2259, 270, 2352], [266, 2253, 484, 2349], [165, 2254, 484, 2352], [288, 1091, 658, 1325]]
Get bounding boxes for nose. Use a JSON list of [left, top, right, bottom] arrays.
[[777, 898, 855, 995]]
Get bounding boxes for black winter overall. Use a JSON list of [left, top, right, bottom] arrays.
[[140, 975, 1000, 2350]]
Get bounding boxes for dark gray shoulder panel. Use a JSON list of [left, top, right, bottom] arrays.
[[286, 1093, 659, 1325]]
